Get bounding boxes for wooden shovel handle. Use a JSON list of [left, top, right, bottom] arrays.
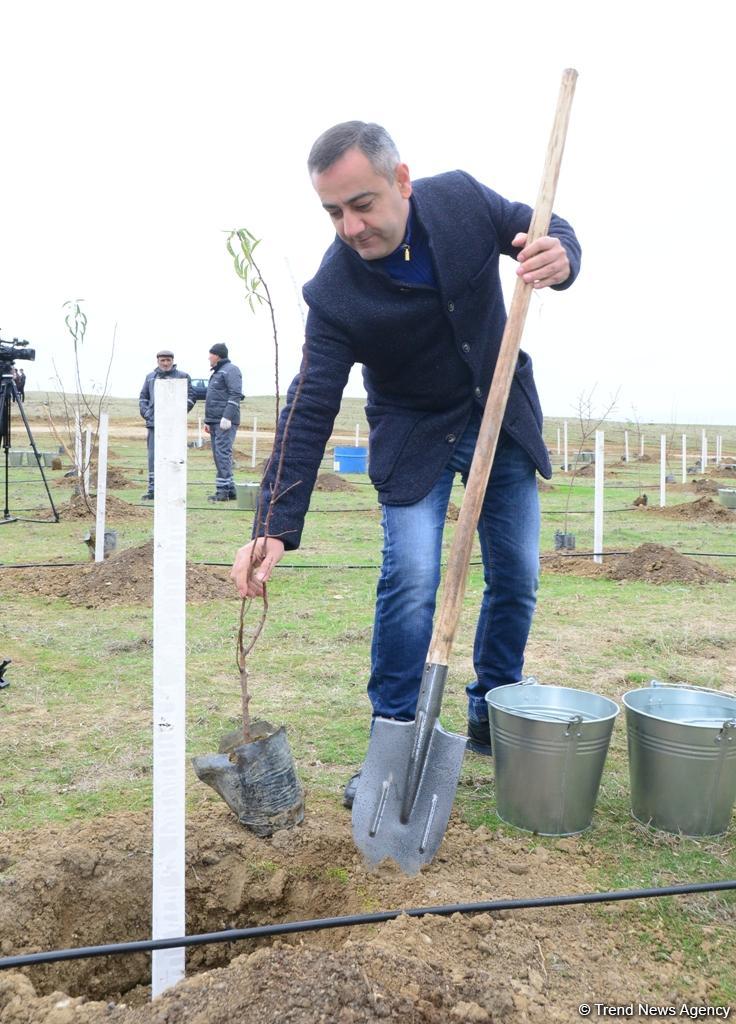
[[428, 68, 578, 666]]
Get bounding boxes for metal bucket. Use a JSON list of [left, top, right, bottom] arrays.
[[623, 681, 736, 836], [234, 482, 260, 511], [486, 680, 620, 836]]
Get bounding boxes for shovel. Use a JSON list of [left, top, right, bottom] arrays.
[[352, 68, 579, 874]]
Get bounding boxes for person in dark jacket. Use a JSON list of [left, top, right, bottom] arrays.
[[204, 343, 243, 501], [231, 121, 581, 807], [139, 349, 195, 500]]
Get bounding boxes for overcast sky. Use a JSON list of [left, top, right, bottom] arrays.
[[2, 1, 733, 426]]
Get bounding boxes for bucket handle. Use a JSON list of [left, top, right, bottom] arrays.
[[564, 714, 584, 738], [649, 679, 736, 702]]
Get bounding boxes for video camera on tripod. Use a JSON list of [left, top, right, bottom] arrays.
[[0, 330, 58, 523], [0, 335, 36, 366]]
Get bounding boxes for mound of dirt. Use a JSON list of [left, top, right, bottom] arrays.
[[542, 544, 729, 585], [607, 543, 728, 584], [536, 478, 554, 491], [101, 467, 137, 489], [446, 501, 460, 521], [0, 803, 706, 1023], [648, 495, 735, 523], [315, 472, 357, 493], [0, 541, 233, 606], [692, 478, 720, 494], [56, 494, 149, 521]]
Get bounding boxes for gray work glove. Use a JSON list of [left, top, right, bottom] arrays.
[[219, 417, 232, 430]]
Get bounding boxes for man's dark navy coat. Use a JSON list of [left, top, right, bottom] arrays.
[[256, 170, 581, 550]]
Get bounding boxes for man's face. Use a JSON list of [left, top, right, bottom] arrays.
[[312, 147, 412, 260], [208, 352, 219, 368], [157, 355, 174, 371]]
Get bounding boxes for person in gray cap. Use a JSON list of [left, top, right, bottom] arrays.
[[204, 343, 243, 501], [139, 349, 196, 500]]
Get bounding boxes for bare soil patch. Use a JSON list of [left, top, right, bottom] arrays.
[[315, 472, 358, 493], [0, 803, 710, 1023], [0, 541, 232, 606], [540, 555, 609, 579]]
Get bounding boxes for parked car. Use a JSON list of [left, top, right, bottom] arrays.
[[190, 377, 208, 401]]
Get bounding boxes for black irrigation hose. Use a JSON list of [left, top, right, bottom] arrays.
[[3, 550, 736, 570], [1, 879, 734, 971]]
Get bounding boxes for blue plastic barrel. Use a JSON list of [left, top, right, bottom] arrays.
[[333, 446, 368, 474]]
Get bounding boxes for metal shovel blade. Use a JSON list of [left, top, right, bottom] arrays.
[[351, 717, 467, 874]]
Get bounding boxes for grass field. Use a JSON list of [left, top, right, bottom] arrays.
[[1, 400, 735, 1001]]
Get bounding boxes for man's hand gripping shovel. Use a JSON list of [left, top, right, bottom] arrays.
[[352, 69, 579, 874]]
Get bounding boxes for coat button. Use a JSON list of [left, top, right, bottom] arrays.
[[461, 343, 471, 353], [474, 387, 482, 398], [446, 433, 456, 444], [447, 301, 455, 312]]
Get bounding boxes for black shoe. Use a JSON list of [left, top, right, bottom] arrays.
[[141, 491, 154, 501], [467, 718, 492, 756], [227, 489, 237, 500], [207, 492, 230, 502], [343, 770, 362, 809]]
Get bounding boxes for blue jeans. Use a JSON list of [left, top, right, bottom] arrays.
[[367, 409, 540, 723]]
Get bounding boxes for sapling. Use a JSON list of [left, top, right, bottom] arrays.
[[226, 228, 306, 742], [45, 300, 115, 512], [560, 385, 619, 540]]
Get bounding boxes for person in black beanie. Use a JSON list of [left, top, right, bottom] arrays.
[[204, 343, 243, 501]]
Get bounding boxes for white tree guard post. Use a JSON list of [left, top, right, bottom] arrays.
[[251, 416, 258, 468], [197, 417, 203, 448], [94, 413, 109, 563], [716, 434, 722, 464], [74, 413, 83, 482], [151, 377, 187, 999], [84, 424, 92, 495], [681, 434, 687, 484], [563, 420, 569, 472], [659, 434, 667, 507], [701, 429, 708, 471], [640, 434, 645, 457], [593, 430, 604, 565], [624, 430, 629, 463]]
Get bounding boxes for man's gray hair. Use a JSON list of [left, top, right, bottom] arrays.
[[307, 121, 400, 182]]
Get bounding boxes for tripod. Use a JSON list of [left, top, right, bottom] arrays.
[[0, 366, 59, 524]]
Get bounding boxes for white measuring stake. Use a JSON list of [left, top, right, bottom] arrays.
[[681, 434, 687, 484], [94, 413, 109, 563], [701, 429, 707, 471], [251, 416, 258, 468], [717, 434, 722, 464], [640, 433, 645, 457], [623, 430, 629, 463], [563, 420, 569, 472], [83, 424, 92, 495], [151, 377, 187, 999], [659, 434, 667, 507], [74, 413, 83, 482], [556, 427, 561, 455], [593, 430, 604, 564], [197, 416, 202, 448]]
